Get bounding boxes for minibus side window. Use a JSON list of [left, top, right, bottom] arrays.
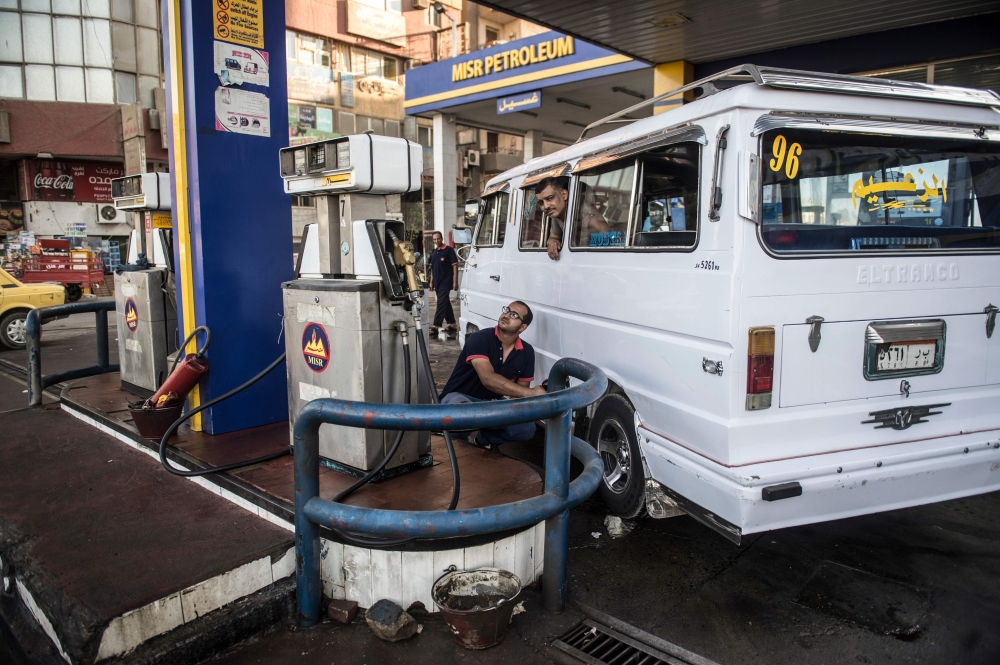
[[494, 193, 510, 245], [474, 192, 509, 247], [570, 161, 636, 249], [630, 142, 701, 249], [568, 141, 700, 251], [518, 189, 549, 250]]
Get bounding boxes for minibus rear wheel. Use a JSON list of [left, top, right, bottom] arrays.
[[590, 394, 645, 518]]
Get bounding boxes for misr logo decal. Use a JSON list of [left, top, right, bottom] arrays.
[[124, 298, 139, 332], [302, 322, 330, 372]]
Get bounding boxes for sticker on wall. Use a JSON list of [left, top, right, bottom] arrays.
[[124, 298, 139, 333], [215, 87, 271, 137], [214, 41, 269, 87], [213, 0, 263, 49], [302, 322, 330, 373]]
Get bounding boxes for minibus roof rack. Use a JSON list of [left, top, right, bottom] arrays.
[[577, 64, 1000, 142]]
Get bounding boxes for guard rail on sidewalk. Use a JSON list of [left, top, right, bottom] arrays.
[[294, 357, 608, 625], [27, 300, 119, 407]]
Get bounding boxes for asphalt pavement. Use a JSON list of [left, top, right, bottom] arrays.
[[3, 292, 1000, 664]]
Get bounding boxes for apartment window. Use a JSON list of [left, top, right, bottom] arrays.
[[294, 33, 331, 67], [485, 26, 499, 45], [426, 6, 441, 27], [0, 0, 160, 105], [357, 0, 401, 12], [351, 47, 398, 82], [338, 111, 356, 135], [115, 70, 135, 104], [417, 125, 432, 147]]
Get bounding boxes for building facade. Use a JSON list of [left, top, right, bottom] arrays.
[[0, 0, 168, 266]]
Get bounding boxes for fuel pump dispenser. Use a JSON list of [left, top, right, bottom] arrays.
[[110, 172, 178, 397], [278, 134, 432, 479]]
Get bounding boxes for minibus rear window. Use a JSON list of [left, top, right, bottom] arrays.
[[759, 128, 1000, 254]]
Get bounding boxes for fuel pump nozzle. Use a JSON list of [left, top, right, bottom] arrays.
[[386, 229, 421, 295]]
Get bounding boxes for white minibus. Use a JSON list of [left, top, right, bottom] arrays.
[[461, 65, 1000, 544]]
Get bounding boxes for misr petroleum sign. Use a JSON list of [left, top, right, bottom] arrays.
[[404, 31, 647, 115], [452, 35, 575, 82]]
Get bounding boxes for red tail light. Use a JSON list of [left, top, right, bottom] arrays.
[[746, 327, 774, 410]]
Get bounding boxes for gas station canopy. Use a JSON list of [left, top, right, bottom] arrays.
[[470, 0, 1000, 67]]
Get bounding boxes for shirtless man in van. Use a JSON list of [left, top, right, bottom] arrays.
[[536, 176, 611, 260]]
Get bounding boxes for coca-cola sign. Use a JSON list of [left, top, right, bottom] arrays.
[[21, 159, 125, 203], [34, 173, 74, 190]]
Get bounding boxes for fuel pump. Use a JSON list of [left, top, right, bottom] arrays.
[[278, 134, 435, 480], [110, 172, 178, 397]]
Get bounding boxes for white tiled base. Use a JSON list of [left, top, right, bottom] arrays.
[[323, 521, 545, 612]]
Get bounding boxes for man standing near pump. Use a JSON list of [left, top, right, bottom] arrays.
[[440, 301, 546, 447], [428, 231, 459, 339]]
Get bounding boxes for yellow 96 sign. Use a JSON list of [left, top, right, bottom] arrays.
[[769, 135, 802, 179]]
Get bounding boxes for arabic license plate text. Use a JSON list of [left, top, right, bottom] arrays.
[[876, 341, 936, 372]]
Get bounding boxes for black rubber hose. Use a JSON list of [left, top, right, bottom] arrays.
[[169, 326, 211, 376], [416, 330, 460, 511], [159, 352, 290, 477], [331, 325, 462, 548], [332, 334, 411, 503]]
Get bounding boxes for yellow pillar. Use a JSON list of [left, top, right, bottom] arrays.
[[653, 61, 694, 115]]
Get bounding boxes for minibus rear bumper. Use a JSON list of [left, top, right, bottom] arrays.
[[638, 425, 1000, 545]]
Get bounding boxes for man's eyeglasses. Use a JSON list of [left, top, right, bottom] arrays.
[[501, 305, 521, 321]]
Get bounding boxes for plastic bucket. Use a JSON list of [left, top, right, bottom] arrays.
[[128, 402, 184, 440], [432, 567, 522, 649]]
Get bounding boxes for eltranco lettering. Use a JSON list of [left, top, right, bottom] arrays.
[[452, 36, 574, 83]]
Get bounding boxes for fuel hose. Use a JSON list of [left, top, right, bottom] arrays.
[[158, 351, 291, 477], [329, 321, 463, 548]]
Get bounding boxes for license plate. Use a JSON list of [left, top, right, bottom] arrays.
[[875, 341, 936, 372]]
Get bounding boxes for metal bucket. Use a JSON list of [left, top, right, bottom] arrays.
[[432, 567, 523, 649], [128, 402, 184, 440]]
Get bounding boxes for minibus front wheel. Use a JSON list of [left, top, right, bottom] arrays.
[[590, 394, 645, 518]]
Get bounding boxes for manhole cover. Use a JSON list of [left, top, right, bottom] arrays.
[[795, 560, 930, 638]]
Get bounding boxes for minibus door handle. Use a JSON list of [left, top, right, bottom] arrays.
[[490, 274, 500, 282], [806, 315, 824, 352], [986, 304, 998, 338]]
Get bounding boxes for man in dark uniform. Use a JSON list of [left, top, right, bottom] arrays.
[[428, 231, 459, 338], [440, 301, 546, 447]]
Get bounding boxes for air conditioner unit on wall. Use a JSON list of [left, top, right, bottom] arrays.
[[412, 0, 429, 8], [462, 176, 472, 188], [467, 150, 480, 167]]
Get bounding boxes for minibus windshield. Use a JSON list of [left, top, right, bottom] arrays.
[[759, 128, 1000, 253]]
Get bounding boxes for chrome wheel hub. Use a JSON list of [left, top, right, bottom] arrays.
[[6, 318, 25, 345], [597, 420, 631, 494]]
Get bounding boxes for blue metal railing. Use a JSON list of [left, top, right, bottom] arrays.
[[27, 300, 119, 407], [294, 357, 608, 625]]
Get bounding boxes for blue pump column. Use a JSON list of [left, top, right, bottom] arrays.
[[163, 0, 292, 434]]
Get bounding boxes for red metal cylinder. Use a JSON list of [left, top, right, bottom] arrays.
[[149, 355, 208, 409]]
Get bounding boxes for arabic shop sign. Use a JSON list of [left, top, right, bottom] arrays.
[[497, 90, 541, 115], [453, 36, 574, 82], [19, 159, 124, 203]]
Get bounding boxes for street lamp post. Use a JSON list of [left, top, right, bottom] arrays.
[[432, 1, 457, 58]]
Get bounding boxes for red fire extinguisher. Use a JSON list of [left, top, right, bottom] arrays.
[[148, 326, 210, 409]]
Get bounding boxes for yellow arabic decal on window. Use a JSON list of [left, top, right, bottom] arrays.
[[850, 168, 948, 207], [768, 135, 802, 179]]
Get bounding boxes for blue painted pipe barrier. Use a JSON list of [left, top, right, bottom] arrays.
[[27, 300, 119, 407], [295, 357, 608, 625]]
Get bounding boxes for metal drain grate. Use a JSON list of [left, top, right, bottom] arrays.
[[554, 619, 691, 665]]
